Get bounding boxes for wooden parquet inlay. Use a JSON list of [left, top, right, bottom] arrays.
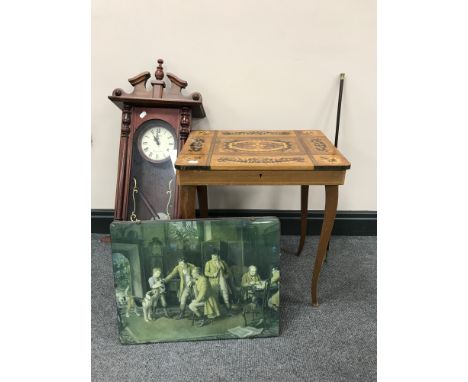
[[176, 130, 350, 171]]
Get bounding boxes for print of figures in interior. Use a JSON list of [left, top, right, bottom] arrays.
[[110, 217, 280, 344]]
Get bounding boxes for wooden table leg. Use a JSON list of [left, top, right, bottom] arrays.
[[197, 186, 209, 218], [296, 185, 309, 256], [311, 185, 338, 306], [179, 186, 197, 219]]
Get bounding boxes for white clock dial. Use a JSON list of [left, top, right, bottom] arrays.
[[139, 125, 176, 163]]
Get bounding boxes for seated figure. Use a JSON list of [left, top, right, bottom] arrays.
[[241, 265, 265, 302]]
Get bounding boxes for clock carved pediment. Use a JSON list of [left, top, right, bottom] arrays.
[[109, 59, 205, 118]]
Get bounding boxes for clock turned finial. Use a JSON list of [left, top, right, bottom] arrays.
[[152, 58, 166, 98], [155, 59, 164, 80]]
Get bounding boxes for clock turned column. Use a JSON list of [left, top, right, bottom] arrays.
[[179, 107, 191, 149], [114, 104, 132, 221]]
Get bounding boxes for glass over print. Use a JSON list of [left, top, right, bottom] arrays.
[[110, 217, 281, 344]]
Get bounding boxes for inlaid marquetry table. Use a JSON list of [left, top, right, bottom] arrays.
[[175, 130, 351, 305]]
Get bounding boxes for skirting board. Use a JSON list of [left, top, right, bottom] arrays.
[[91, 209, 376, 236]]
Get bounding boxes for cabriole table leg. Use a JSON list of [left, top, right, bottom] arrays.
[[311, 185, 339, 305]]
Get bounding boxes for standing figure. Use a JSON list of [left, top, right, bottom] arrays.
[[204, 252, 232, 311], [163, 257, 196, 320], [268, 267, 280, 310], [189, 267, 221, 327], [147, 268, 169, 319]]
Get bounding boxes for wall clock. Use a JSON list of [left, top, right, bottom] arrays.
[[109, 59, 205, 221]]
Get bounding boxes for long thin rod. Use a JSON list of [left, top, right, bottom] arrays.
[[334, 73, 345, 148], [327, 73, 345, 259]]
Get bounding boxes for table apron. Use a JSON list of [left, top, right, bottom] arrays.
[[177, 170, 346, 185]]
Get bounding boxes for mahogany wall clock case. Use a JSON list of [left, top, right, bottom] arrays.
[[109, 59, 206, 221]]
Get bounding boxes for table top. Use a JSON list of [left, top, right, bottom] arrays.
[[175, 130, 351, 171]]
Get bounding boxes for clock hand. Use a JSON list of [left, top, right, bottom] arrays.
[[155, 130, 160, 145], [151, 130, 160, 145]]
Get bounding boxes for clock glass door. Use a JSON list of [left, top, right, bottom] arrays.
[[129, 119, 178, 221]]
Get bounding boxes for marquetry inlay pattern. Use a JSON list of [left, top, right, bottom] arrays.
[[176, 130, 350, 171]]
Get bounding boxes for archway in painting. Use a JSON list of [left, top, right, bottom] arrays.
[[112, 253, 131, 289], [111, 243, 143, 298]]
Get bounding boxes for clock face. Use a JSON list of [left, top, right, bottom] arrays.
[[137, 121, 176, 163]]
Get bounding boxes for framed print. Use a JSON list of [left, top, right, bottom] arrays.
[[110, 217, 280, 344]]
